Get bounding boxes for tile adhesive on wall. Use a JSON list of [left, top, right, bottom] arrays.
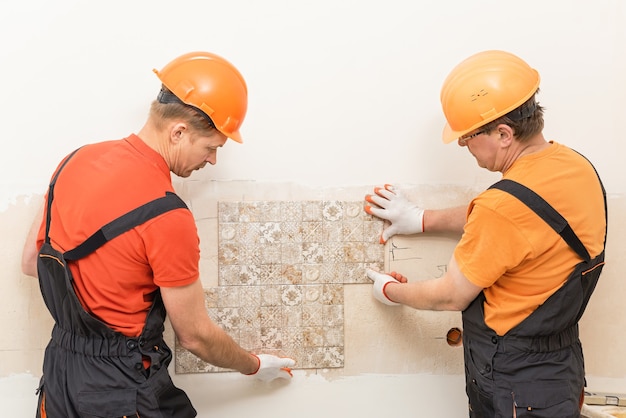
[[176, 200, 385, 372]]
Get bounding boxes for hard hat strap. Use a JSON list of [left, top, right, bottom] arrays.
[[156, 87, 215, 128], [505, 100, 537, 121]]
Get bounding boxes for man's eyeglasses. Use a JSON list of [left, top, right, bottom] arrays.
[[458, 130, 486, 146]]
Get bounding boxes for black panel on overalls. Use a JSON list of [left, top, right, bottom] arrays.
[[35, 149, 197, 418], [462, 178, 607, 418]]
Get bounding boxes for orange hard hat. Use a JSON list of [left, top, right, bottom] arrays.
[[153, 51, 248, 143], [440, 50, 540, 144]]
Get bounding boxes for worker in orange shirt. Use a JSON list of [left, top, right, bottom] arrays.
[[365, 50, 606, 418], [21, 51, 294, 418]]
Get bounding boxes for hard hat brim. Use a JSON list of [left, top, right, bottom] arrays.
[[226, 130, 243, 143], [442, 123, 461, 144]]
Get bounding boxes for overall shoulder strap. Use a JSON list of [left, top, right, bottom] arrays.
[[44, 148, 82, 244], [488, 179, 591, 261], [573, 149, 609, 247], [63, 192, 188, 261]]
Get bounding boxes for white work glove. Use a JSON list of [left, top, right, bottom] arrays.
[[248, 354, 296, 382], [366, 268, 401, 306], [364, 184, 425, 243]]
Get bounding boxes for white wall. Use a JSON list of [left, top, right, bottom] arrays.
[[2, 0, 625, 416], [4, 0, 625, 201]]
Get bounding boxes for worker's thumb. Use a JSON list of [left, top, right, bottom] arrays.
[[366, 268, 400, 306], [380, 224, 399, 243]]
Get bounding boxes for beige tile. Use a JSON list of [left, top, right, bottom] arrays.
[[185, 180, 219, 220], [196, 219, 218, 258], [198, 258, 218, 288]]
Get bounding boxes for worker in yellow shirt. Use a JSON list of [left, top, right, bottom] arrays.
[[365, 50, 606, 418]]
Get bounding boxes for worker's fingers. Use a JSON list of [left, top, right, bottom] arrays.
[[364, 193, 384, 209], [366, 268, 388, 282], [365, 185, 397, 210], [389, 271, 408, 283], [364, 203, 386, 219], [368, 269, 407, 284], [365, 194, 391, 212], [277, 357, 296, 369], [374, 187, 395, 200], [374, 185, 397, 200]]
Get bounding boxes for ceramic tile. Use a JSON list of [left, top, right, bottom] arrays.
[[301, 305, 324, 327], [301, 326, 325, 347], [260, 327, 283, 348], [301, 221, 324, 242], [301, 264, 322, 283], [175, 200, 384, 374], [302, 284, 323, 304], [203, 288, 218, 309], [278, 243, 302, 265], [218, 202, 239, 223], [282, 306, 303, 327], [259, 264, 284, 285], [239, 327, 262, 349], [239, 305, 261, 329], [322, 201, 343, 221], [260, 286, 282, 307], [284, 327, 305, 347], [215, 307, 240, 332], [323, 305, 344, 326], [280, 264, 303, 285], [302, 201, 323, 221], [280, 285, 304, 306], [280, 201, 302, 220], [281, 221, 302, 243], [321, 284, 344, 305], [324, 326, 344, 346], [302, 242, 324, 263], [240, 286, 261, 307], [216, 286, 240, 308]]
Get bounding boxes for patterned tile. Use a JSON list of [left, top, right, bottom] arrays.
[[175, 201, 384, 374]]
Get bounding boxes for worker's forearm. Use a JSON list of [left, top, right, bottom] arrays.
[[21, 202, 44, 278], [179, 321, 258, 375], [385, 279, 463, 311], [423, 205, 467, 234], [21, 249, 38, 278], [383, 256, 481, 311]]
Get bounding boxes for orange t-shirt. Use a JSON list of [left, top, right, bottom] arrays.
[[37, 134, 200, 337], [454, 142, 605, 335]]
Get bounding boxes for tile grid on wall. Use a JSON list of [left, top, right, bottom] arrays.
[[175, 200, 384, 373]]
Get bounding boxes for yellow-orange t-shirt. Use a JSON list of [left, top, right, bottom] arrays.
[[454, 142, 605, 335], [37, 134, 200, 337]]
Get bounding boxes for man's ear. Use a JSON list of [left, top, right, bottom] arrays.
[[170, 123, 187, 145], [496, 124, 515, 148]]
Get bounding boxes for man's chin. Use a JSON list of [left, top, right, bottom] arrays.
[[173, 170, 192, 178], [174, 167, 204, 178]]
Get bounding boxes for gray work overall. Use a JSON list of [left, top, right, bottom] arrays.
[[463, 179, 607, 418], [35, 149, 197, 418]]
